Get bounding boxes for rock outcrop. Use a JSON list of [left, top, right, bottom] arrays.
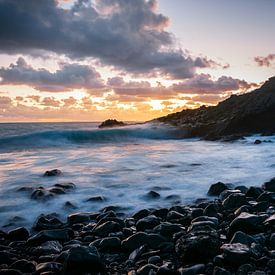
[[155, 76, 275, 140]]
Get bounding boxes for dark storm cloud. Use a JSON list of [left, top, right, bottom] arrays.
[[172, 74, 253, 94], [254, 54, 275, 67], [0, 57, 104, 91], [0, 0, 216, 79]]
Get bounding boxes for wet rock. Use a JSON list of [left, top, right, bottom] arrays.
[[237, 264, 255, 275], [67, 212, 95, 225], [86, 196, 106, 202], [0, 251, 18, 265], [246, 186, 263, 198], [167, 211, 185, 221], [98, 119, 125, 128], [153, 222, 183, 238], [98, 237, 121, 251], [213, 266, 231, 275], [179, 264, 205, 275], [33, 214, 64, 230], [229, 212, 264, 236], [35, 262, 63, 273], [176, 230, 220, 263], [230, 231, 256, 247], [221, 243, 251, 266], [203, 203, 221, 217], [34, 240, 63, 255], [137, 264, 158, 275], [222, 193, 247, 210], [9, 260, 36, 273], [220, 189, 241, 200], [269, 233, 275, 250], [136, 215, 161, 231], [128, 245, 147, 263], [145, 190, 161, 199], [262, 177, 275, 192], [63, 245, 105, 273], [27, 228, 73, 245], [54, 182, 75, 190], [30, 187, 53, 201], [254, 139, 262, 144], [43, 169, 62, 177], [92, 221, 122, 237], [157, 262, 177, 275], [264, 213, 275, 225], [8, 227, 29, 241], [0, 269, 22, 275], [208, 182, 230, 196], [148, 255, 162, 265], [133, 209, 151, 220]]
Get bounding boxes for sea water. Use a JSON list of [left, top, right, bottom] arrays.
[[0, 122, 274, 229]]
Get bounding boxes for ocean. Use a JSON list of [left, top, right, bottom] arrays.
[[0, 122, 274, 229]]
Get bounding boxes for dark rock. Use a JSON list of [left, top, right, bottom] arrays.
[[43, 169, 62, 177], [237, 264, 255, 275], [137, 264, 158, 275], [136, 215, 160, 231], [153, 222, 183, 238], [128, 245, 147, 263], [27, 228, 73, 245], [92, 221, 122, 237], [179, 264, 205, 275], [8, 227, 29, 241], [220, 189, 241, 200], [257, 191, 275, 203], [0, 251, 18, 265], [64, 201, 77, 209], [148, 255, 162, 265], [246, 186, 263, 198], [229, 212, 264, 236], [54, 182, 75, 190], [157, 262, 177, 275], [35, 262, 63, 273], [270, 233, 275, 250], [262, 177, 275, 192], [222, 193, 247, 210], [264, 213, 275, 225], [167, 210, 185, 221], [176, 230, 220, 263], [0, 269, 22, 275], [203, 203, 220, 217], [86, 196, 106, 202], [68, 212, 94, 225], [98, 237, 121, 251], [98, 119, 126, 128], [9, 260, 35, 273], [221, 243, 251, 266], [34, 240, 63, 255], [133, 209, 151, 220], [254, 139, 262, 144], [30, 187, 53, 201], [213, 266, 231, 275], [33, 214, 64, 230], [230, 231, 256, 247], [63, 245, 105, 273], [208, 182, 229, 196], [145, 190, 161, 199]]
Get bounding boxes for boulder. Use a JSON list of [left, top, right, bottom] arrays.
[[208, 182, 230, 196], [43, 169, 62, 176], [98, 119, 126, 128], [221, 243, 251, 266], [262, 177, 275, 192]]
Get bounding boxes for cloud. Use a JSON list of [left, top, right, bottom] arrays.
[[0, 0, 217, 79], [254, 54, 275, 67], [172, 74, 253, 94], [0, 57, 104, 92]]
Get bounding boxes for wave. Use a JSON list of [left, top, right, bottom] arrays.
[[0, 124, 186, 151]]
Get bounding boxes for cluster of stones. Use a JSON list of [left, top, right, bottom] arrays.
[[1, 177, 275, 274]]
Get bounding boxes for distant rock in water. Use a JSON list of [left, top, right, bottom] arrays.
[[155, 76, 275, 140], [98, 119, 126, 128]]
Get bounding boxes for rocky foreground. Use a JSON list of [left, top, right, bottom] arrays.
[[1, 176, 275, 274], [155, 77, 275, 140]]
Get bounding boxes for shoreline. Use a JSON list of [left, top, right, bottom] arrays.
[[1, 179, 275, 274]]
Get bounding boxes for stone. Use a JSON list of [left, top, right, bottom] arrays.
[[63, 245, 105, 273], [264, 213, 275, 225], [137, 264, 158, 275], [246, 186, 263, 198], [98, 237, 121, 250], [0, 269, 22, 275], [98, 119, 125, 128], [133, 209, 151, 220], [145, 190, 161, 199], [229, 212, 264, 236], [179, 264, 205, 275], [44, 169, 62, 176], [86, 196, 106, 202], [148, 255, 162, 265], [34, 240, 63, 255], [222, 193, 247, 210], [262, 177, 275, 192], [270, 233, 275, 250], [9, 260, 36, 273], [128, 245, 147, 263], [33, 214, 64, 230], [221, 243, 251, 266], [136, 215, 160, 231], [67, 212, 94, 225], [208, 182, 229, 196], [254, 139, 262, 144], [27, 228, 73, 245], [176, 230, 220, 263], [237, 264, 255, 275], [230, 231, 256, 247], [213, 266, 231, 275], [35, 262, 63, 273], [153, 222, 183, 238], [167, 211, 185, 221], [8, 227, 29, 241], [92, 221, 122, 237]]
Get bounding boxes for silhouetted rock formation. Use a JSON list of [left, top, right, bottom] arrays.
[[155, 76, 275, 140], [98, 119, 126, 128]]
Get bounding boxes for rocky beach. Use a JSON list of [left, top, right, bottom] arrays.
[[1, 172, 275, 274]]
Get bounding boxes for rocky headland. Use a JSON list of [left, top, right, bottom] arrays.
[[155, 76, 275, 140], [1, 170, 275, 274]]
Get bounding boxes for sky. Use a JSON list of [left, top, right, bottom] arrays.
[[0, 0, 274, 122]]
